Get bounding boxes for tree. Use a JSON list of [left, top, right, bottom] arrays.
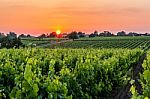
[[99, 31, 113, 36], [89, 31, 99, 38], [67, 31, 79, 40], [89, 33, 96, 38], [78, 32, 85, 37], [0, 33, 5, 37], [38, 34, 46, 40], [144, 33, 150, 36], [18, 34, 27, 38], [117, 31, 126, 36], [0, 33, 5, 42], [128, 32, 139, 36], [0, 32, 23, 48], [27, 34, 31, 37], [7, 32, 17, 39], [48, 32, 57, 38], [94, 30, 99, 36]]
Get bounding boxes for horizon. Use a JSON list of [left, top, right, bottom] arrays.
[[1, 30, 149, 37], [0, 0, 150, 35]]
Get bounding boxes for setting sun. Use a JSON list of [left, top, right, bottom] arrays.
[[56, 30, 61, 35]]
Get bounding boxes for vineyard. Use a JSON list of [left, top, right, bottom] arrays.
[[1, 36, 150, 98], [37, 37, 150, 49], [131, 50, 150, 98], [21, 37, 69, 47], [50, 40, 150, 49], [0, 48, 146, 98]]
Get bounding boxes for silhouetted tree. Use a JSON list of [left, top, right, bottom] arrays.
[[94, 30, 99, 36], [78, 32, 85, 37], [7, 32, 17, 38], [0, 33, 5, 42], [18, 34, 27, 38], [89, 33, 96, 38], [117, 31, 126, 36], [27, 34, 31, 37], [144, 33, 150, 36], [89, 30, 99, 38], [128, 32, 139, 36], [38, 34, 46, 40], [48, 32, 57, 38], [67, 31, 79, 40], [99, 31, 113, 36], [0, 32, 23, 48], [0, 33, 5, 37]]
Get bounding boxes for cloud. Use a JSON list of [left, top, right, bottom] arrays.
[[49, 5, 149, 18]]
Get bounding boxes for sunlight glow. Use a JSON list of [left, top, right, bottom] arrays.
[[56, 30, 61, 34]]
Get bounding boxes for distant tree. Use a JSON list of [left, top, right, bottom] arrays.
[[89, 33, 96, 38], [99, 31, 113, 36], [99, 33, 105, 36], [0, 33, 5, 42], [67, 31, 79, 40], [0, 32, 23, 48], [128, 32, 139, 36], [144, 33, 150, 36], [48, 32, 57, 38], [38, 34, 46, 40], [7, 32, 17, 39], [89, 31, 99, 38], [27, 34, 31, 37], [94, 30, 99, 36], [39, 34, 46, 38], [78, 32, 85, 37], [18, 34, 27, 38], [117, 31, 126, 36], [0, 33, 5, 37]]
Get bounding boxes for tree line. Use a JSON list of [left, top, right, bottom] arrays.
[[0, 30, 150, 48], [18, 30, 150, 40], [64, 31, 150, 40], [0, 32, 23, 48]]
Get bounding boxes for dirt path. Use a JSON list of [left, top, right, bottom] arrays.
[[115, 53, 147, 99], [51, 39, 73, 45], [37, 39, 73, 47]]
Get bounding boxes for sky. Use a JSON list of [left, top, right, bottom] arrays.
[[0, 0, 150, 35]]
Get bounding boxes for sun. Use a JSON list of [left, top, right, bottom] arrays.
[[56, 30, 61, 34]]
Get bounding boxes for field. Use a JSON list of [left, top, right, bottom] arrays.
[[1, 36, 150, 98], [21, 36, 150, 49], [21, 37, 69, 47]]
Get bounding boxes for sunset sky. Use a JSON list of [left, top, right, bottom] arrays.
[[0, 0, 150, 35]]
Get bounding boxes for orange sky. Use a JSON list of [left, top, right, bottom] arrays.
[[0, 0, 150, 35]]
